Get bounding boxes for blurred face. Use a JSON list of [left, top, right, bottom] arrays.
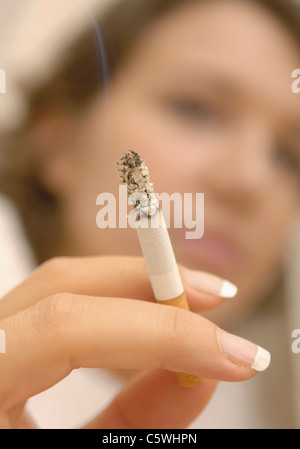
[[60, 0, 300, 324]]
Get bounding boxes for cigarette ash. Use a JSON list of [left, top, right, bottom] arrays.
[[116, 150, 159, 218]]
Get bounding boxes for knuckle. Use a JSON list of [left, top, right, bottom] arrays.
[[159, 306, 192, 370], [34, 257, 72, 282], [157, 306, 193, 370], [163, 306, 192, 350], [32, 292, 80, 334]]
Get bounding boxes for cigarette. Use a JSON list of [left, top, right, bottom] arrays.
[[116, 150, 203, 388]]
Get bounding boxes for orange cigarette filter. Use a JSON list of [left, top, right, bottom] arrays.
[[158, 292, 204, 387]]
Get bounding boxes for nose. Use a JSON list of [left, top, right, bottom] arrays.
[[207, 118, 273, 212]]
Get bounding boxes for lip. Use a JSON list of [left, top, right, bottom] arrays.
[[177, 228, 246, 275]]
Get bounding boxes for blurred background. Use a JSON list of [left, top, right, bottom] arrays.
[[0, 0, 120, 295], [0, 0, 114, 132]]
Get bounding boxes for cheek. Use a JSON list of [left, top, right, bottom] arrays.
[[249, 193, 299, 281]]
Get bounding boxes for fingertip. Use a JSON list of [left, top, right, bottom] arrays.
[[220, 281, 238, 298], [181, 267, 238, 299]]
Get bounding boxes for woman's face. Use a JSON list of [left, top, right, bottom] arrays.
[[60, 0, 300, 324]]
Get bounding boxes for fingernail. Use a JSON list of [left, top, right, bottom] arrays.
[[184, 269, 238, 298], [220, 281, 238, 298], [217, 329, 271, 372]]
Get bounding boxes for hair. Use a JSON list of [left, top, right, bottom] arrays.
[[1, 0, 300, 263]]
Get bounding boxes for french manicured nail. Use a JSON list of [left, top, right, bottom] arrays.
[[217, 329, 271, 372], [184, 269, 238, 298], [219, 281, 238, 298]]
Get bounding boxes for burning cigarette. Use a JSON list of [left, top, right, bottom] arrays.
[[116, 150, 203, 388]]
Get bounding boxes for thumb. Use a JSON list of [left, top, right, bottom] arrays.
[[83, 369, 217, 429]]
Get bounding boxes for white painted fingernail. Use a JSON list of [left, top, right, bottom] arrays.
[[251, 346, 272, 372], [218, 329, 271, 372], [184, 269, 238, 299], [220, 281, 238, 298]]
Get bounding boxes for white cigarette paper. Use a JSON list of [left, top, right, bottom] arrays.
[[136, 213, 184, 301], [116, 151, 184, 300]]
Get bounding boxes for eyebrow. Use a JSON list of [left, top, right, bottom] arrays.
[[160, 63, 300, 126], [160, 63, 250, 98]]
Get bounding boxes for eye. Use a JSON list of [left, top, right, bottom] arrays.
[[274, 145, 300, 177], [168, 98, 220, 124]]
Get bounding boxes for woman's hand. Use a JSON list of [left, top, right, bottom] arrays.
[[0, 256, 270, 429]]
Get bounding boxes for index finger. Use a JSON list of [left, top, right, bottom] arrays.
[[0, 256, 237, 319], [0, 292, 268, 412]]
